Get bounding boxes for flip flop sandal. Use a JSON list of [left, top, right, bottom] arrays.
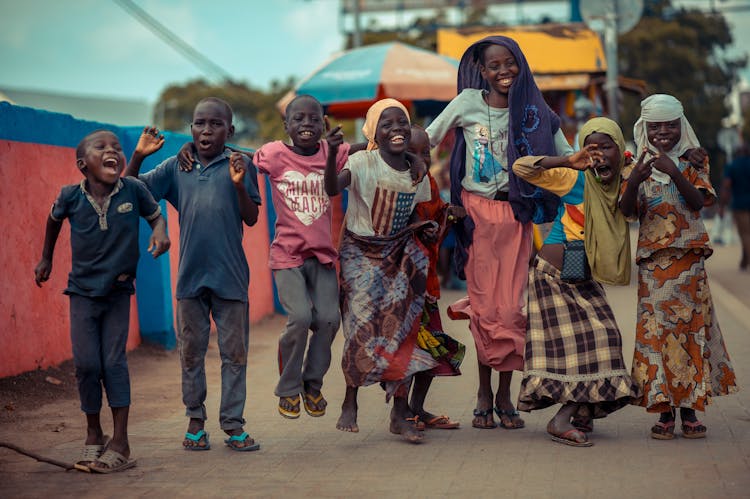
[[224, 432, 261, 452], [571, 416, 594, 433], [471, 409, 497, 429], [650, 420, 676, 440], [681, 420, 707, 439], [183, 429, 211, 450], [424, 415, 460, 429], [405, 416, 426, 431], [548, 428, 593, 447], [302, 391, 326, 417], [278, 395, 301, 419], [89, 449, 137, 474], [494, 407, 525, 429]]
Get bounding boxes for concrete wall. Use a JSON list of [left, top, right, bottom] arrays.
[[0, 103, 276, 377]]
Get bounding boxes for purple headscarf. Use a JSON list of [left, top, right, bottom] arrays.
[[449, 35, 562, 277]]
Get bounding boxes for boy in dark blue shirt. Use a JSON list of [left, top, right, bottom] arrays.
[[35, 129, 170, 473], [126, 97, 263, 451]]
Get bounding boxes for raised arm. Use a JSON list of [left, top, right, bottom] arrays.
[[324, 124, 351, 196], [619, 150, 654, 218], [34, 216, 63, 287], [125, 126, 164, 177], [652, 144, 704, 211], [229, 152, 259, 227]]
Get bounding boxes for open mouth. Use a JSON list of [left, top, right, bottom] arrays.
[[102, 157, 120, 172], [498, 77, 513, 86], [198, 139, 214, 150], [390, 135, 405, 145]]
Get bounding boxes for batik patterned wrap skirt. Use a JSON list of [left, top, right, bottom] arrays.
[[339, 223, 438, 396], [517, 257, 639, 417], [631, 248, 737, 412]]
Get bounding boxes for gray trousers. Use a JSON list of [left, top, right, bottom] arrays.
[[177, 291, 248, 430], [273, 258, 340, 397]]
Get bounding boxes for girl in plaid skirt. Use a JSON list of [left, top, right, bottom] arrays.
[[513, 118, 640, 447]]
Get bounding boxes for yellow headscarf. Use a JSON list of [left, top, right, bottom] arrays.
[[362, 98, 410, 151], [579, 117, 631, 286]]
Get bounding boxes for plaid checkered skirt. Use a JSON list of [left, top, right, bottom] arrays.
[[517, 257, 640, 417]]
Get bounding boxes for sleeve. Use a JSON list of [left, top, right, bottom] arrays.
[[335, 142, 352, 172], [425, 91, 467, 147], [132, 178, 162, 222], [244, 160, 263, 205], [139, 158, 176, 203], [49, 186, 73, 222], [414, 176, 432, 203], [687, 161, 716, 204], [553, 129, 574, 156], [343, 151, 367, 194], [512, 156, 578, 197], [253, 143, 271, 175]]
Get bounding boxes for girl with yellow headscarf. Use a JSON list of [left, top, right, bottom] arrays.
[[511, 117, 640, 447]]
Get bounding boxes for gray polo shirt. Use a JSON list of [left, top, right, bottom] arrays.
[[51, 177, 161, 297], [139, 150, 262, 301]]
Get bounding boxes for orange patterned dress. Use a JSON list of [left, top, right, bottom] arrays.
[[621, 159, 738, 413]]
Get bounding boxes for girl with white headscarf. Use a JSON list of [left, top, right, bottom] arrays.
[[620, 94, 738, 441]]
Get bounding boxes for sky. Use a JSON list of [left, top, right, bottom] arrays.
[[0, 0, 748, 105]]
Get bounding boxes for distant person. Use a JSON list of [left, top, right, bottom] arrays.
[[620, 94, 738, 440], [408, 124, 465, 430], [425, 35, 573, 430], [513, 117, 639, 447], [325, 99, 436, 443], [126, 97, 263, 452], [719, 143, 750, 270], [34, 130, 170, 472], [178, 95, 351, 420]]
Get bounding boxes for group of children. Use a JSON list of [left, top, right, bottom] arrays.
[[35, 35, 738, 472]]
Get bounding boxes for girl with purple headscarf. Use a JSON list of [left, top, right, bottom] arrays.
[[426, 35, 572, 430]]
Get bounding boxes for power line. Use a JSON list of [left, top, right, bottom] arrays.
[[112, 0, 232, 82]]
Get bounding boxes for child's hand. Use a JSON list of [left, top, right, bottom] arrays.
[[229, 152, 247, 185], [326, 124, 344, 150], [148, 233, 170, 258], [567, 144, 602, 171], [405, 151, 427, 185], [685, 147, 708, 169], [630, 149, 656, 184], [419, 223, 439, 244], [651, 143, 679, 177], [177, 142, 197, 172], [446, 205, 466, 222], [135, 127, 165, 158], [34, 258, 52, 288]]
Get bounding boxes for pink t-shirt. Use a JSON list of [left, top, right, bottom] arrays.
[[254, 140, 350, 270]]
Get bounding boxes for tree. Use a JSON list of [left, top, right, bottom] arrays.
[[153, 78, 294, 147], [618, 0, 747, 179]]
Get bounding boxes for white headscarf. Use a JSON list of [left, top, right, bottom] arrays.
[[633, 94, 701, 184]]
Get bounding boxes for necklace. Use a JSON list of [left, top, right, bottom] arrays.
[[484, 90, 505, 196]]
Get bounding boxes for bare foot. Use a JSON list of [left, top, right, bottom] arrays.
[[336, 404, 359, 432], [389, 416, 424, 443]]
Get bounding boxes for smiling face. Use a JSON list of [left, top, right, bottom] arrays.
[[479, 44, 519, 97], [584, 132, 621, 185], [77, 131, 125, 187], [375, 107, 410, 154], [646, 118, 681, 152], [191, 99, 234, 163], [407, 127, 431, 168], [284, 96, 325, 154]]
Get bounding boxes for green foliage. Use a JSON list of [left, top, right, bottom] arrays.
[[153, 78, 294, 147]]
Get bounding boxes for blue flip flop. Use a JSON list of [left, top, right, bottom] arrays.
[[183, 429, 210, 451], [224, 431, 260, 452]]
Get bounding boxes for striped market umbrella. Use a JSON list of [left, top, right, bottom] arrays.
[[277, 42, 459, 119]]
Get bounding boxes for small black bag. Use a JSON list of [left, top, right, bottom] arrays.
[[560, 239, 591, 283]]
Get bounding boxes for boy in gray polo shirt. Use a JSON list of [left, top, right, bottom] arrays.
[[35, 129, 170, 472], [126, 98, 263, 451]]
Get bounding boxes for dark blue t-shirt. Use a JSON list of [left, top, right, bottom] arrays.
[[724, 155, 750, 211], [51, 177, 162, 297], [139, 150, 262, 301]]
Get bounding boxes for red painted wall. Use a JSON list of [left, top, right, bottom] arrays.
[[0, 139, 275, 377]]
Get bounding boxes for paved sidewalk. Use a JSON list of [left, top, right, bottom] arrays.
[[1, 240, 749, 498]]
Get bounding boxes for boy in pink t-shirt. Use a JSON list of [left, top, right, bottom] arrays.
[[254, 95, 350, 419]]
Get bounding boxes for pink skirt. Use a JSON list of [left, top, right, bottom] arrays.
[[449, 191, 532, 371]]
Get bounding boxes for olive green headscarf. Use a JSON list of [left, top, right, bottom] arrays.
[[580, 117, 631, 286]]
